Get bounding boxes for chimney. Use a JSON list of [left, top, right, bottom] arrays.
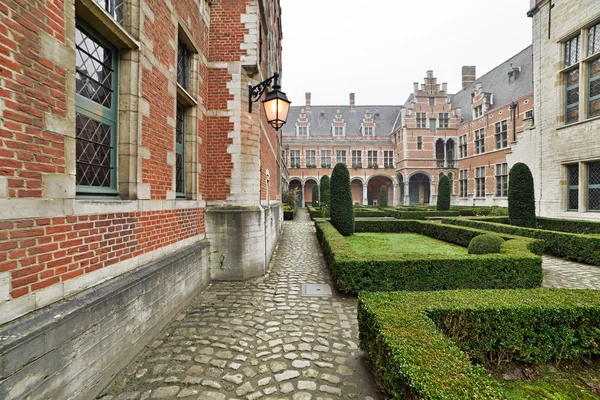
[[462, 66, 476, 89], [413, 82, 419, 93], [305, 92, 311, 112], [442, 82, 447, 93], [426, 70, 433, 79], [350, 93, 355, 111]]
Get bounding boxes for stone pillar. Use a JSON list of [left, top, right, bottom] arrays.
[[362, 184, 368, 205], [430, 180, 436, 205], [443, 142, 447, 167], [301, 182, 306, 207], [392, 183, 399, 206], [404, 181, 410, 205]]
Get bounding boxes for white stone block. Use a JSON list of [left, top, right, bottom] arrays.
[[0, 272, 10, 302], [35, 282, 64, 308], [43, 174, 76, 199]]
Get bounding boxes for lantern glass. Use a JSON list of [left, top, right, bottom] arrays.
[[263, 89, 291, 130]]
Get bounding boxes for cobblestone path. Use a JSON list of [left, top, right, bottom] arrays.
[[99, 208, 380, 400], [542, 254, 600, 289]]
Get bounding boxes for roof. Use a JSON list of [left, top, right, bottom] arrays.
[[282, 105, 402, 138], [450, 45, 533, 122]]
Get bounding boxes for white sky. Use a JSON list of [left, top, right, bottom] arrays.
[[280, 0, 533, 106]]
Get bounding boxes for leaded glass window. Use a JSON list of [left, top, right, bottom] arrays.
[[475, 167, 485, 198], [589, 58, 600, 118], [567, 164, 579, 211], [459, 135, 467, 158], [176, 104, 185, 196], [336, 150, 346, 165], [566, 69, 579, 124], [417, 136, 423, 150], [438, 113, 449, 128], [459, 170, 468, 197], [588, 162, 600, 211], [306, 150, 316, 167], [178, 40, 190, 91], [416, 113, 426, 128], [565, 35, 580, 67], [75, 24, 118, 195], [495, 163, 508, 197], [588, 23, 600, 57], [94, 0, 123, 25], [474, 129, 485, 154]]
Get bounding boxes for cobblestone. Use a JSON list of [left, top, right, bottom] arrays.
[[542, 255, 600, 289], [99, 209, 380, 399]]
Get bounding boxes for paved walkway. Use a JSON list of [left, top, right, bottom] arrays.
[[98, 210, 600, 400], [99, 208, 380, 400]]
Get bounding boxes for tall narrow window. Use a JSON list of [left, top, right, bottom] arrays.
[[428, 97, 435, 106], [495, 163, 508, 197], [175, 104, 185, 196], [416, 113, 426, 128], [320, 150, 331, 167], [290, 150, 300, 168], [384, 151, 393, 168], [336, 150, 346, 165], [495, 120, 508, 149], [306, 150, 316, 167], [564, 35, 580, 124], [475, 167, 485, 198], [351, 150, 362, 167], [94, 0, 124, 24], [459, 170, 468, 197], [417, 136, 423, 150], [589, 58, 600, 118], [588, 162, 600, 211], [177, 40, 190, 91], [459, 135, 467, 158], [429, 119, 436, 133], [565, 35, 580, 67], [367, 150, 377, 167], [567, 164, 579, 211], [590, 23, 600, 56], [438, 113, 449, 128], [474, 105, 483, 118], [474, 129, 485, 154], [75, 24, 119, 196]]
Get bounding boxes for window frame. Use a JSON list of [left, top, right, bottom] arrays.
[[290, 150, 300, 168], [75, 21, 120, 197], [320, 150, 331, 167], [475, 167, 485, 198], [336, 150, 347, 165], [459, 134, 467, 158], [495, 163, 508, 197], [459, 169, 468, 198], [429, 119, 436, 133], [495, 120, 508, 149], [305, 150, 316, 167], [351, 150, 362, 167], [363, 126, 373, 136], [367, 150, 377, 167], [416, 112, 427, 128], [474, 129, 485, 154], [567, 164, 579, 211], [383, 150, 393, 168], [587, 162, 600, 212], [175, 103, 186, 197], [438, 113, 449, 128], [333, 126, 344, 136]]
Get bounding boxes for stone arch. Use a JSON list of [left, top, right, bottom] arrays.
[[350, 178, 365, 205], [409, 172, 431, 205], [303, 178, 318, 206], [446, 138, 456, 166], [367, 175, 394, 206], [435, 138, 445, 167], [288, 178, 303, 208]]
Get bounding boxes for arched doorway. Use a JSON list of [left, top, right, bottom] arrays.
[[367, 176, 393, 206], [397, 174, 404, 205], [288, 179, 302, 208], [446, 139, 456, 168], [351, 179, 364, 205], [304, 178, 317, 207], [409, 173, 431, 204]]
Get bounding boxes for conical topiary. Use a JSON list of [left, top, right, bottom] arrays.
[[379, 185, 388, 207], [330, 163, 354, 236], [320, 175, 330, 217], [508, 162, 536, 227], [437, 175, 451, 211], [312, 184, 320, 207]]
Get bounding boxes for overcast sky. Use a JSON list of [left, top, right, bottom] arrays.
[[280, 0, 533, 107]]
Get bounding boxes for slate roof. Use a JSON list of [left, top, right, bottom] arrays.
[[282, 105, 402, 138], [450, 46, 533, 121]]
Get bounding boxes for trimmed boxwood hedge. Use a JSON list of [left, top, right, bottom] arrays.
[[354, 209, 386, 218], [468, 234, 504, 254], [536, 216, 600, 235], [359, 289, 600, 399], [444, 217, 600, 265], [315, 219, 543, 295], [283, 207, 296, 220], [330, 163, 354, 236]]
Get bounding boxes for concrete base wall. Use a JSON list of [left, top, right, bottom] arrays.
[[0, 241, 211, 400], [206, 204, 283, 280]]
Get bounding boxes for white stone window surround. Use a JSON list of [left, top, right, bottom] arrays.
[[296, 124, 309, 137], [332, 125, 345, 136]]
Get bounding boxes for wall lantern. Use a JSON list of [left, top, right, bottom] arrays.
[[249, 72, 291, 131]]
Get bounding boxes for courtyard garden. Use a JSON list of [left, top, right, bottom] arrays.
[[310, 163, 600, 399]]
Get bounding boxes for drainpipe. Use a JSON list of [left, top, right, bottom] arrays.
[[510, 102, 518, 142]]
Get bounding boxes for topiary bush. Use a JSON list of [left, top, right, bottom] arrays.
[[330, 163, 355, 236], [468, 234, 504, 254], [379, 185, 388, 207], [508, 163, 536, 228], [320, 175, 330, 217], [437, 175, 451, 211], [312, 184, 319, 207]]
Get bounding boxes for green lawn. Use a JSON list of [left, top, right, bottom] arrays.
[[346, 232, 468, 257]]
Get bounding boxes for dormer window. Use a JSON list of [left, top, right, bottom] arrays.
[[333, 126, 344, 136], [363, 126, 373, 136], [297, 126, 308, 136], [474, 105, 483, 118]]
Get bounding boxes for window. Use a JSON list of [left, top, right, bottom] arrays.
[[333, 126, 344, 136], [438, 113, 449, 128], [290, 150, 300, 168], [177, 39, 190, 91], [416, 112, 427, 128], [336, 150, 346, 165], [363, 126, 373, 136], [474, 105, 483, 118], [94, 0, 124, 24], [75, 24, 119, 196], [459, 135, 467, 158], [417, 136, 423, 150], [565, 69, 580, 124], [495, 120, 508, 149], [297, 126, 308, 136], [590, 23, 600, 56], [351, 150, 362, 167], [320, 150, 331, 167], [367, 150, 378, 167], [565, 35, 580, 67], [474, 129, 485, 154], [429, 97, 435, 106], [475, 167, 485, 198], [588, 162, 600, 211], [429, 119, 436, 133], [306, 150, 316, 167], [459, 170, 468, 197], [495, 163, 508, 197], [175, 104, 185, 196], [567, 164, 579, 211], [589, 57, 600, 118], [384, 151, 394, 168]]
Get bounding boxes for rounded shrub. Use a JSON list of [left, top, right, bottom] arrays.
[[320, 175, 330, 217], [508, 163, 536, 228], [437, 175, 451, 211], [330, 163, 355, 236], [468, 234, 504, 255], [312, 184, 319, 207], [379, 185, 388, 207]]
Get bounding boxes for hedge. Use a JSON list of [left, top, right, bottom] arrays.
[[437, 175, 450, 211], [354, 209, 386, 218], [359, 289, 600, 399], [508, 162, 537, 227], [468, 234, 504, 254], [330, 163, 354, 236], [536, 216, 600, 235], [387, 210, 461, 219], [283, 207, 296, 220], [315, 219, 543, 295], [444, 217, 600, 265], [307, 206, 322, 220], [379, 185, 388, 207]]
